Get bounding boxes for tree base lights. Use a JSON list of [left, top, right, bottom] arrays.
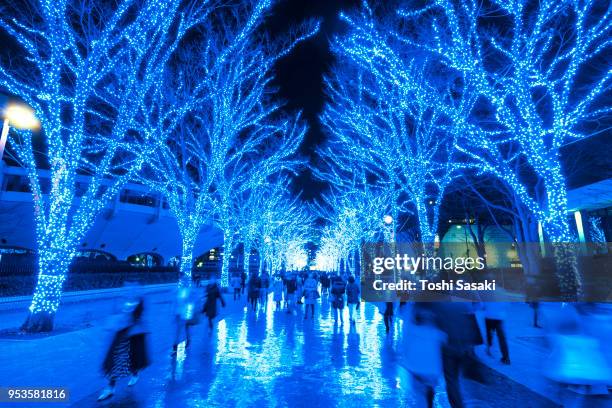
[[23, 273, 67, 333]]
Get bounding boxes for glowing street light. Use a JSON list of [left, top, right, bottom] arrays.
[[5, 104, 40, 130], [1, 103, 40, 161], [383, 214, 395, 244]]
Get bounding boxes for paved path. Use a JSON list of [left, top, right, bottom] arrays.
[[0, 289, 567, 408]]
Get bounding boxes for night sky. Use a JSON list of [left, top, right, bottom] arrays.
[[265, 0, 361, 201]]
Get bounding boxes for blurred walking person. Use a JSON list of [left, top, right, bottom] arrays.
[[346, 275, 360, 323], [240, 271, 247, 295], [172, 286, 197, 353], [272, 275, 284, 310], [99, 293, 150, 401], [260, 271, 270, 307], [404, 304, 447, 408], [330, 274, 346, 324], [247, 273, 262, 311], [203, 276, 226, 331], [421, 302, 486, 408], [320, 272, 331, 296], [383, 302, 394, 333], [231, 273, 242, 301], [483, 302, 511, 364], [529, 301, 542, 328], [543, 303, 612, 408], [296, 273, 304, 305], [303, 273, 319, 319], [285, 273, 298, 313]]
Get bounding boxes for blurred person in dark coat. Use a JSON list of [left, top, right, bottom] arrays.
[[203, 276, 226, 330], [414, 301, 485, 408], [98, 287, 150, 401], [247, 273, 262, 311], [346, 275, 360, 323]]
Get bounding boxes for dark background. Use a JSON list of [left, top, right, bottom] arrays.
[[266, 0, 360, 201]]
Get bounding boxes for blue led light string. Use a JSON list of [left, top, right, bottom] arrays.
[[321, 29, 462, 257], [387, 0, 611, 297], [0, 0, 216, 329]]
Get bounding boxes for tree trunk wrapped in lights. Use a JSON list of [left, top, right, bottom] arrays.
[[339, 0, 611, 299], [139, 0, 314, 287], [181, 9, 317, 287], [0, 0, 212, 331]]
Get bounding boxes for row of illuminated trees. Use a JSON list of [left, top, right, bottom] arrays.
[[0, 0, 315, 332], [313, 0, 610, 296]]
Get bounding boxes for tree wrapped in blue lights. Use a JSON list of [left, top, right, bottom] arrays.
[[206, 108, 307, 286], [141, 118, 215, 287], [390, 0, 611, 297], [0, 0, 213, 331], [140, 0, 308, 287], [234, 177, 291, 277], [314, 165, 395, 275], [256, 186, 313, 275], [321, 23, 464, 251], [189, 4, 316, 287]]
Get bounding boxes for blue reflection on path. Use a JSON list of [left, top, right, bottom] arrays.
[[79, 294, 558, 408]]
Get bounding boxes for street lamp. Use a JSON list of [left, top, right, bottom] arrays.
[[1, 103, 40, 161], [383, 214, 395, 243]]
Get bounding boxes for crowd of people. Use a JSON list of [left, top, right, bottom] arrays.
[[95, 274, 612, 407], [238, 270, 362, 324]]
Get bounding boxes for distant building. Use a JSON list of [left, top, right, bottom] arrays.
[[439, 177, 612, 265], [0, 163, 223, 266]]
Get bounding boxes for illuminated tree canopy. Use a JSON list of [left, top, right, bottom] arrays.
[[140, 0, 312, 287], [0, 0, 608, 329], [316, 0, 611, 295], [0, 0, 217, 330]]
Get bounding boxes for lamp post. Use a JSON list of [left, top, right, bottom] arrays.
[[383, 214, 398, 283], [383, 214, 395, 242], [1, 103, 40, 161]]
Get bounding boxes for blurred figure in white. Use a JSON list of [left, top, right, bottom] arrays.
[[403, 303, 447, 408], [543, 303, 612, 407], [272, 275, 284, 310], [303, 273, 319, 319], [172, 286, 197, 354]]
